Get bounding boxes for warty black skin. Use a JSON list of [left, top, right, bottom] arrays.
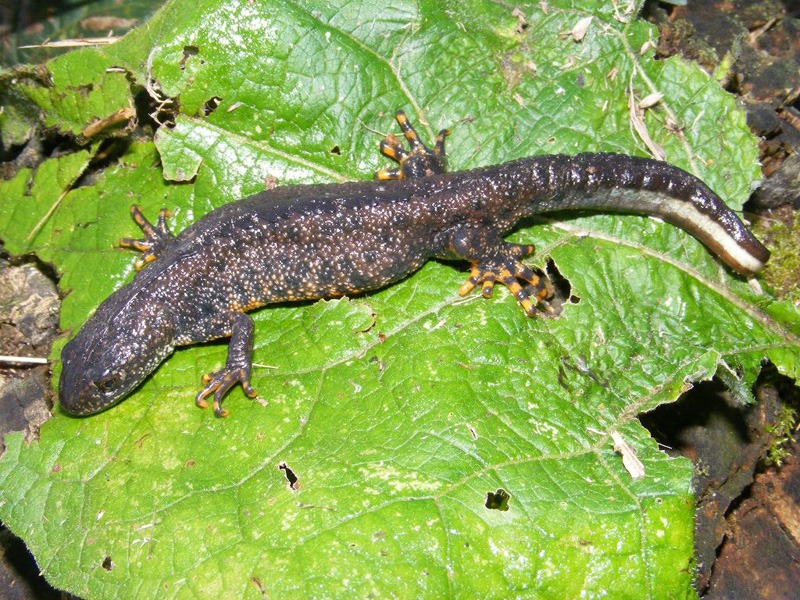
[[59, 111, 769, 417]]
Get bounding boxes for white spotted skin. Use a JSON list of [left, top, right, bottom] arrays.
[[59, 152, 768, 415]]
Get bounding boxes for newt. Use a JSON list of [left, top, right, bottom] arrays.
[[59, 111, 769, 417]]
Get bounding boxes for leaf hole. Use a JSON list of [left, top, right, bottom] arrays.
[[102, 556, 113, 571], [485, 488, 511, 511], [75, 83, 94, 97], [357, 310, 377, 334], [202, 96, 222, 116], [330, 145, 342, 155], [545, 258, 577, 313], [180, 45, 200, 70], [512, 8, 529, 34], [369, 355, 386, 372], [132, 87, 173, 131], [279, 462, 299, 490]]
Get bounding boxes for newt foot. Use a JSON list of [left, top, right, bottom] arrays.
[[120, 205, 176, 270], [196, 368, 258, 418]]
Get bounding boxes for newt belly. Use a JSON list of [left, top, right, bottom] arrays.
[[59, 111, 769, 417]]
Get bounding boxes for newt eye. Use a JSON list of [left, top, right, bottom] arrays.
[[96, 377, 118, 393]]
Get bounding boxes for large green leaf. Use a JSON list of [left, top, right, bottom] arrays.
[[1, 0, 798, 598]]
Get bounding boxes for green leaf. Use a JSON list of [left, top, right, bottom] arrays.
[[0, 50, 133, 145], [0, 149, 93, 252], [1, 0, 799, 598]]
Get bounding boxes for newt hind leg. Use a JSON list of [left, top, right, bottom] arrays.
[[120, 205, 176, 270], [447, 226, 554, 317], [374, 110, 449, 180]]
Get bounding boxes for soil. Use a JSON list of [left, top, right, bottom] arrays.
[[642, 1, 800, 598], [0, 0, 799, 598]]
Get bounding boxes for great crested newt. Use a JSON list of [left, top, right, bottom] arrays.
[[59, 110, 769, 417]]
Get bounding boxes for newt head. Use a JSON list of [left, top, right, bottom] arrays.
[[59, 294, 176, 416]]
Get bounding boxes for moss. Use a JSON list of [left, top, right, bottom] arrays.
[[760, 208, 800, 303], [765, 404, 799, 467]]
